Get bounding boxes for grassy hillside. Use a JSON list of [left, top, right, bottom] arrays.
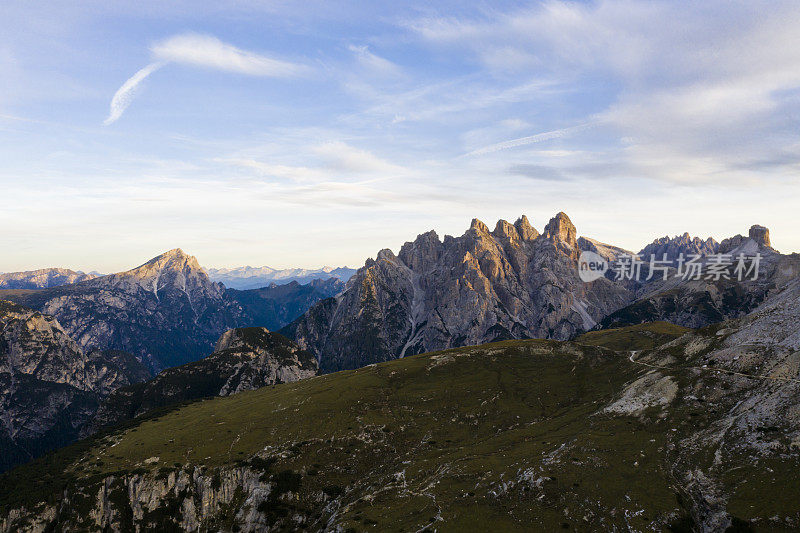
[[1, 324, 793, 531], [574, 321, 691, 351]]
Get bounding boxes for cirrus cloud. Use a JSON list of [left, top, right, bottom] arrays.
[[104, 33, 308, 125]]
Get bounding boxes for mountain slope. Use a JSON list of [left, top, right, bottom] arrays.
[[0, 250, 245, 372], [0, 269, 99, 290], [0, 300, 149, 472], [89, 327, 317, 433], [227, 278, 343, 330], [0, 250, 343, 372], [2, 314, 798, 531], [284, 212, 634, 372]]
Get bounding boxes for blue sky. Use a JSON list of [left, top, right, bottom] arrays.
[[2, 0, 800, 273]]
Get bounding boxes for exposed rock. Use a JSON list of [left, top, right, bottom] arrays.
[[89, 327, 317, 433], [602, 225, 797, 329], [514, 215, 540, 241], [542, 211, 577, 248], [284, 212, 633, 372], [748, 224, 771, 248], [0, 300, 149, 472]]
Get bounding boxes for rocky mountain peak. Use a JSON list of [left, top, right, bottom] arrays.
[[514, 215, 540, 241], [398, 231, 442, 272], [469, 218, 490, 235], [749, 225, 771, 248], [719, 224, 775, 254], [376, 248, 399, 264], [140, 248, 201, 271], [542, 212, 577, 247], [98, 248, 219, 299], [492, 219, 520, 241]]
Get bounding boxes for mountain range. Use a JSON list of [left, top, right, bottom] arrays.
[[283, 212, 781, 373], [1, 212, 798, 530], [0, 250, 341, 372], [206, 265, 356, 290], [3, 287, 800, 529], [0, 269, 100, 290]]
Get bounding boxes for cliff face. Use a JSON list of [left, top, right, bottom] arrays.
[[285, 212, 634, 372], [0, 300, 149, 471]]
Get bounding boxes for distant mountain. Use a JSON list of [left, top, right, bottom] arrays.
[[600, 224, 797, 329], [0, 249, 246, 372], [0, 268, 99, 290], [89, 327, 317, 434], [0, 250, 342, 373], [283, 213, 634, 372], [638, 232, 719, 263], [227, 278, 343, 330], [207, 265, 356, 290], [0, 300, 149, 472]]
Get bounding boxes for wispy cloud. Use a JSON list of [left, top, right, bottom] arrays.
[[151, 33, 308, 77], [104, 33, 308, 125], [464, 122, 596, 156], [104, 62, 164, 125], [348, 45, 401, 76]]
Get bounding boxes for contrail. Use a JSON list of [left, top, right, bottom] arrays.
[[464, 122, 597, 156], [104, 62, 165, 126]]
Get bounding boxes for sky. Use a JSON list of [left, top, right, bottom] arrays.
[[1, 0, 800, 273]]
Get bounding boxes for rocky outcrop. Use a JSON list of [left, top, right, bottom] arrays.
[[284, 212, 634, 372], [719, 224, 774, 254], [0, 300, 149, 472], [638, 233, 719, 263], [89, 327, 317, 433], [0, 268, 99, 290]]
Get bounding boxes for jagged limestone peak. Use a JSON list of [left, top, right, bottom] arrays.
[[493, 219, 520, 241], [514, 215, 540, 241], [542, 212, 577, 247], [469, 218, 490, 234]]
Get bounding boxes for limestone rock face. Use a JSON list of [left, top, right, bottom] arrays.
[[514, 215, 540, 241], [542, 211, 577, 248], [89, 327, 317, 433], [284, 212, 634, 372], [0, 300, 149, 472], [748, 224, 771, 248]]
